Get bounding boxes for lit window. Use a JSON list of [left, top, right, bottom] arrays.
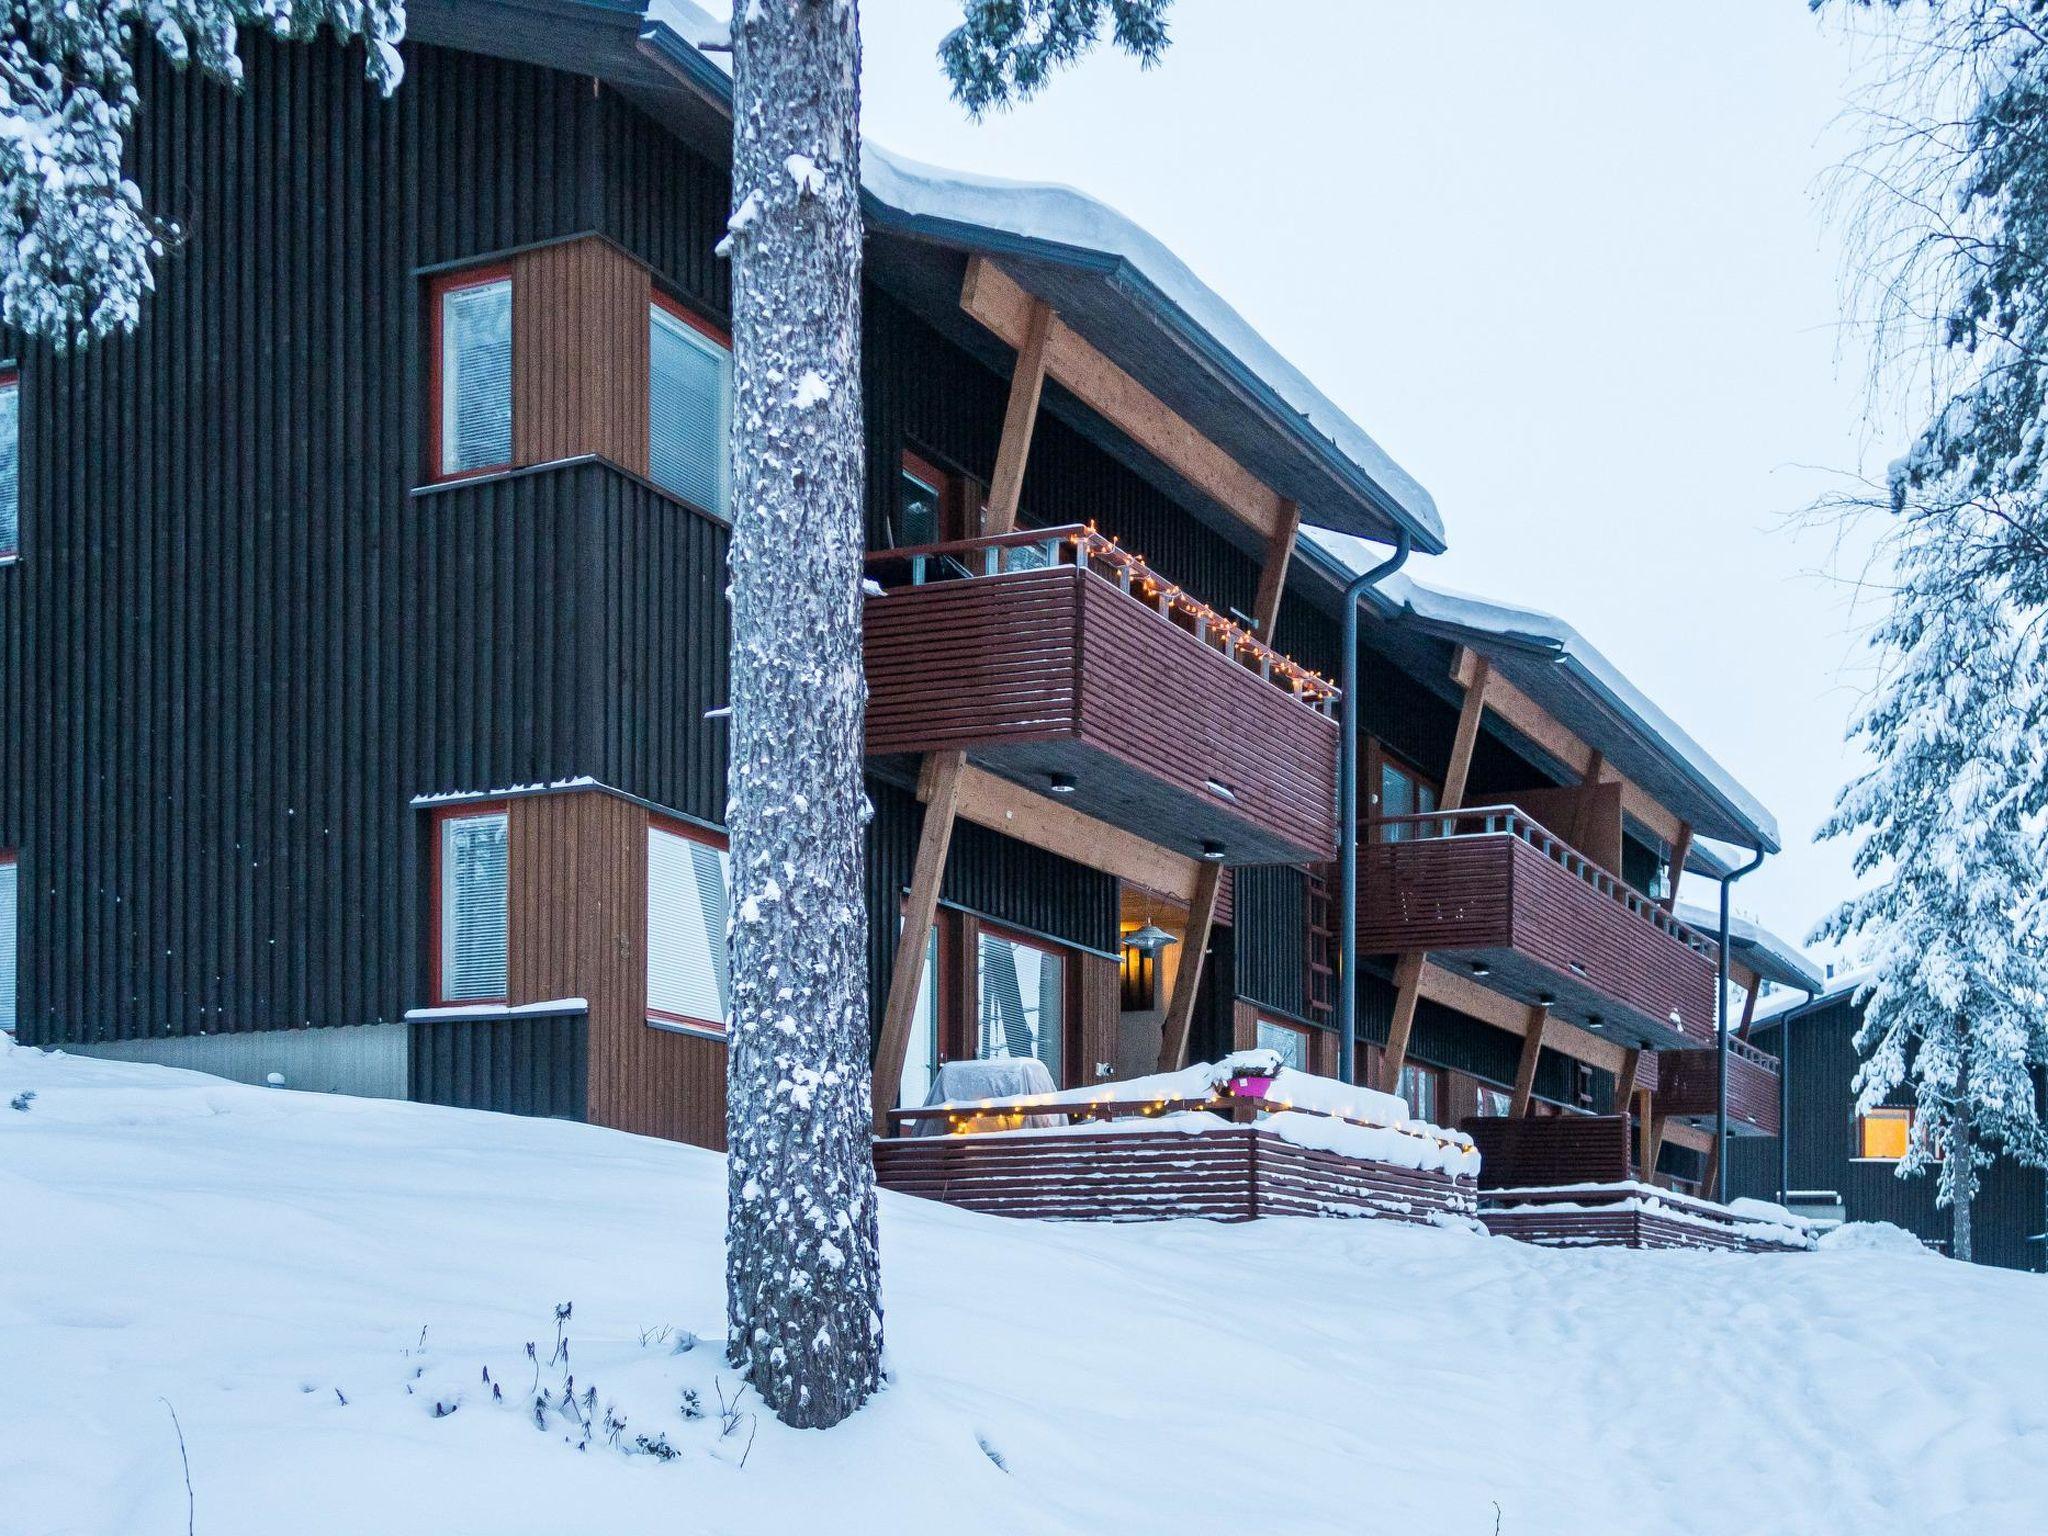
[[977, 927, 1064, 1083], [1857, 1108, 1913, 1162], [1256, 1017, 1311, 1073], [647, 820, 732, 1033], [0, 369, 17, 560], [650, 298, 732, 516], [437, 810, 508, 1003], [1398, 1062, 1441, 1124], [0, 852, 16, 1033], [432, 270, 513, 478]]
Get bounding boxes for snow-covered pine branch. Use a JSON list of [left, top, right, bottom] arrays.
[[0, 0, 406, 349], [939, 0, 1172, 116]]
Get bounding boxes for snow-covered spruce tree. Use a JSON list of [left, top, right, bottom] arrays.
[[1813, 0, 2048, 1261], [0, 0, 404, 348], [719, 0, 1173, 1429]]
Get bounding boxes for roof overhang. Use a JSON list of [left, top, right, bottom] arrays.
[[1675, 904, 1825, 994]]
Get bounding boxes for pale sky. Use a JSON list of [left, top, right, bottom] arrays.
[[750, 2, 1896, 953]]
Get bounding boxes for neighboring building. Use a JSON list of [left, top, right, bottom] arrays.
[[0, 1, 1795, 1185], [1728, 974, 2048, 1272]]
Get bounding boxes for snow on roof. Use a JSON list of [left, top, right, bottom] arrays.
[[1752, 962, 1877, 1025], [632, 0, 1445, 554], [1674, 903, 1825, 995], [1304, 528, 1782, 854]]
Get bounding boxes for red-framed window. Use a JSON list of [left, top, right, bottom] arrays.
[[649, 291, 732, 516], [646, 813, 732, 1036], [1369, 742, 1443, 841], [0, 366, 19, 561], [431, 804, 509, 1005], [1254, 1015, 1313, 1073], [427, 265, 514, 483], [896, 448, 967, 549], [1397, 1061, 1445, 1125], [0, 849, 17, 1033], [964, 920, 1072, 1087]]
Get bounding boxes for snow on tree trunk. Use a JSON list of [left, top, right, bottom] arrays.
[[721, 0, 881, 1430]]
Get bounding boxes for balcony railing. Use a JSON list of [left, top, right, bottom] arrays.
[[1368, 808, 1714, 955], [865, 524, 1341, 717], [1655, 1038, 1782, 1137], [1359, 807, 1720, 1048], [863, 525, 1341, 864]]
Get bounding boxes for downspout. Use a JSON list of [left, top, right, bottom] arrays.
[[1338, 529, 1412, 1086], [1715, 846, 1767, 1201], [1779, 989, 1812, 1206]]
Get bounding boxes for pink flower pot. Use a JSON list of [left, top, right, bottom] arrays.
[[1228, 1074, 1275, 1099]]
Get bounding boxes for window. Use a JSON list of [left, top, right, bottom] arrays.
[[436, 809, 508, 1003], [0, 852, 15, 1033], [431, 268, 513, 479], [647, 819, 732, 1034], [1376, 752, 1441, 842], [1473, 1082, 1513, 1118], [1398, 1062, 1442, 1125], [1857, 1108, 1914, 1162], [0, 368, 18, 561], [976, 926, 1065, 1083], [897, 923, 940, 1110], [650, 297, 732, 516], [896, 449, 966, 549], [1256, 1017, 1312, 1073]]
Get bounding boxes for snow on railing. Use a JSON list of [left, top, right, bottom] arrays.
[[1365, 806, 1717, 957], [863, 523, 1341, 715]]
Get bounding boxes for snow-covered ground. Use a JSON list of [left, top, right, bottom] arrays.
[[4, 1044, 2043, 1536]]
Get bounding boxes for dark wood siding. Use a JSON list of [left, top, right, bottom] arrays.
[[1728, 1002, 2048, 1271], [1232, 864, 1308, 1020], [410, 1009, 588, 1119]]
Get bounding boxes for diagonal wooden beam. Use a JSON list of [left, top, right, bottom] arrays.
[[1736, 973, 1762, 1043], [1645, 1114, 1671, 1185], [1570, 750, 1608, 847], [983, 297, 1053, 535], [1250, 500, 1301, 638], [1634, 1087, 1656, 1178], [1612, 1046, 1642, 1112], [1440, 652, 1491, 813], [871, 751, 967, 1131], [1156, 860, 1226, 1071], [943, 762, 1204, 902], [1661, 820, 1693, 911], [1509, 1004, 1550, 1117], [1377, 951, 1428, 1091]]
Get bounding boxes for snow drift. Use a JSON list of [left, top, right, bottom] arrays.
[[3, 1043, 2043, 1535]]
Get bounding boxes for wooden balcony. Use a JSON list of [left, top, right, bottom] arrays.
[[1653, 1039, 1781, 1137], [864, 526, 1340, 865], [1358, 808, 1719, 1049]]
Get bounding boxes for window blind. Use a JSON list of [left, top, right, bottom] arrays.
[[976, 931, 1063, 1081], [648, 825, 730, 1028], [439, 813, 508, 1002], [0, 859, 16, 1033], [649, 306, 731, 516], [0, 378, 18, 559], [440, 279, 512, 474]]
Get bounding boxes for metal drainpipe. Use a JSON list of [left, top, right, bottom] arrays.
[[1779, 990, 1811, 1205], [1715, 846, 1767, 1201], [1339, 529, 1412, 1087]]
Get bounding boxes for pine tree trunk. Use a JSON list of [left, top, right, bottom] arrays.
[[1953, 1124, 1974, 1264], [722, 0, 881, 1429]]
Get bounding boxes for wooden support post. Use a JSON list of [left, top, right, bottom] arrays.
[[1612, 1046, 1642, 1112], [1634, 1089, 1657, 1179], [1509, 1005, 1550, 1118], [1249, 500, 1301, 638], [982, 298, 1053, 536], [1661, 821, 1693, 911], [1645, 1114, 1670, 1185], [1378, 950, 1427, 1091], [871, 751, 967, 1130], [1736, 973, 1761, 1043], [1570, 750, 1608, 847], [1440, 655, 1491, 813], [1700, 1138, 1722, 1203], [1156, 860, 1226, 1071]]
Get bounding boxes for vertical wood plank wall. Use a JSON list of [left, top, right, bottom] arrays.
[[511, 237, 651, 473]]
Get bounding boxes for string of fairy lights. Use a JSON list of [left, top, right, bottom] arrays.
[[1063, 525, 1344, 712]]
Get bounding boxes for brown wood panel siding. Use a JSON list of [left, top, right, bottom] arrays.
[[863, 571, 1081, 755], [1232, 997, 1260, 1052], [511, 237, 650, 472], [506, 790, 726, 1150], [1461, 1114, 1635, 1189], [1074, 950, 1121, 1084], [1479, 1203, 1804, 1253], [1073, 574, 1338, 860], [1653, 1046, 1780, 1136], [874, 1126, 1475, 1224], [1358, 835, 1516, 953], [1504, 838, 1717, 1044]]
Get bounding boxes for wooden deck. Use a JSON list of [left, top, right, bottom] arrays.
[[863, 527, 1340, 865], [1653, 1040, 1782, 1136], [1359, 809, 1719, 1049], [873, 1125, 1478, 1224], [1480, 1185, 1813, 1253]]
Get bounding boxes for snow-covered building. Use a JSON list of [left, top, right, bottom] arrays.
[[0, 1, 1802, 1202], [1727, 974, 2048, 1271]]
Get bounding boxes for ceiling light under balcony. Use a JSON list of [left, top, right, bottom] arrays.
[[1470, 962, 1491, 978], [1048, 772, 1078, 795], [1199, 840, 1227, 862], [1122, 922, 1179, 957]]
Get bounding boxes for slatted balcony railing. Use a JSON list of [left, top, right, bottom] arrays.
[[863, 525, 1341, 865], [1358, 807, 1720, 1050], [1653, 1037, 1783, 1137]]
